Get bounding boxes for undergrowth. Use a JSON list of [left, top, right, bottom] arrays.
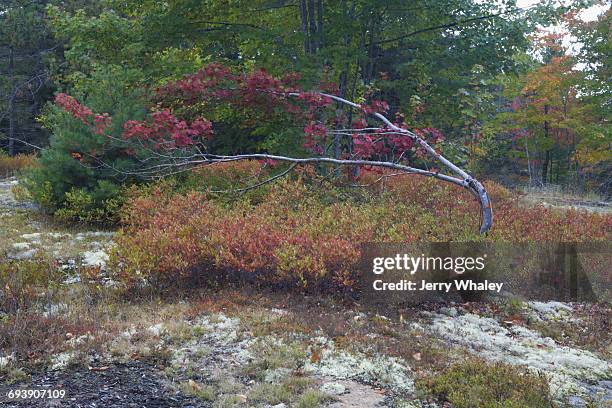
[[0, 152, 37, 177], [110, 162, 611, 292], [416, 358, 553, 408]]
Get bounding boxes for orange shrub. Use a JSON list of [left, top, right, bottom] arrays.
[[0, 152, 37, 177], [111, 164, 612, 291]]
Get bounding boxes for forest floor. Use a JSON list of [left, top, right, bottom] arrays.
[[0, 177, 611, 408]]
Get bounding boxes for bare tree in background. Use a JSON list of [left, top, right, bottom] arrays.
[[0, 0, 56, 154]]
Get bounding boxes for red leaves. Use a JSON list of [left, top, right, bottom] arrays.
[[260, 158, 278, 168], [55, 93, 93, 123], [388, 134, 414, 151], [352, 134, 378, 158], [296, 91, 333, 108], [304, 122, 327, 137], [361, 100, 389, 114], [351, 126, 443, 161], [122, 110, 213, 148], [93, 113, 112, 135], [58, 64, 431, 160], [55, 93, 113, 136]]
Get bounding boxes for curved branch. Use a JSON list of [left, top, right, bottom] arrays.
[[286, 92, 493, 233], [66, 86, 493, 234]]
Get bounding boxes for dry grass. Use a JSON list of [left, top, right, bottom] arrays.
[[0, 152, 37, 177]]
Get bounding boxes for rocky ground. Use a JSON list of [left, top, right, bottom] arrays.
[[0, 177, 114, 271], [1, 177, 611, 407]]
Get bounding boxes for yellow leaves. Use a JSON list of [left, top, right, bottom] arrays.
[[575, 145, 612, 166]]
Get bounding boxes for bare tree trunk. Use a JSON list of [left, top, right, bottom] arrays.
[[308, 0, 317, 51], [316, 0, 323, 49], [299, 0, 310, 54], [334, 70, 347, 160], [541, 105, 550, 185], [542, 150, 550, 186], [8, 46, 15, 156], [524, 137, 532, 186]]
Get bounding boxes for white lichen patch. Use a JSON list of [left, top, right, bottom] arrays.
[[263, 367, 293, 383], [527, 301, 576, 322], [320, 381, 347, 395], [50, 351, 76, 370], [169, 314, 253, 368], [147, 323, 166, 337], [120, 326, 137, 339], [11, 242, 30, 250], [10, 248, 37, 260], [66, 333, 95, 348], [20, 232, 41, 241], [48, 232, 71, 240], [81, 250, 110, 267], [43, 302, 68, 318], [426, 312, 611, 399], [75, 231, 114, 241], [192, 314, 242, 346], [0, 354, 15, 368], [304, 337, 414, 393]]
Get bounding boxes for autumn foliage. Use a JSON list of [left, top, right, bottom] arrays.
[[53, 63, 443, 162], [111, 162, 611, 291]]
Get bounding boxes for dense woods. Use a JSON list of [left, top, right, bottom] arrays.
[[1, 0, 609, 218]]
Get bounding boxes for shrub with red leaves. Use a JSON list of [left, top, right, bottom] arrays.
[[110, 163, 611, 292], [54, 63, 445, 164]]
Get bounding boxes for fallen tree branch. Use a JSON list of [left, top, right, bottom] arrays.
[[55, 82, 493, 233]]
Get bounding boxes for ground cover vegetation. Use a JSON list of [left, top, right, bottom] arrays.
[[0, 1, 611, 407]]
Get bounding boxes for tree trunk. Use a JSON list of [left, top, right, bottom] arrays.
[[299, 0, 310, 54], [542, 150, 550, 186], [308, 0, 317, 52], [334, 70, 347, 160], [8, 46, 15, 156], [542, 105, 550, 185], [316, 0, 323, 49], [524, 137, 532, 186]]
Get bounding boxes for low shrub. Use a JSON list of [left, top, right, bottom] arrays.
[[416, 358, 552, 408], [53, 182, 127, 226], [0, 152, 37, 177], [0, 259, 61, 314], [111, 163, 612, 291], [0, 259, 87, 362], [184, 160, 270, 193]]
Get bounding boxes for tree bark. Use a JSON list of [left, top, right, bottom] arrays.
[[308, 0, 317, 51], [542, 105, 550, 185], [542, 150, 550, 186], [299, 0, 310, 53], [8, 46, 15, 156], [316, 0, 323, 49], [524, 137, 532, 186], [334, 70, 347, 160]]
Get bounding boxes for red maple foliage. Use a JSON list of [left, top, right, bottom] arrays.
[[55, 63, 444, 162]]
